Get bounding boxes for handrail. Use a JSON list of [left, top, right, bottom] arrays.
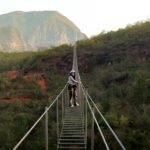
[[81, 85, 110, 150], [13, 84, 67, 150], [80, 82, 126, 150], [86, 92, 126, 150], [11, 42, 127, 150]]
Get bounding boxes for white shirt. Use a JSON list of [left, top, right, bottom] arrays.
[[68, 76, 78, 85]]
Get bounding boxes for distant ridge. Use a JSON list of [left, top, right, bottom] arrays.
[[0, 11, 86, 52]]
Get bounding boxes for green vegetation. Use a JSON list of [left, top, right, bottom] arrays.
[[0, 21, 150, 149], [79, 21, 150, 150]]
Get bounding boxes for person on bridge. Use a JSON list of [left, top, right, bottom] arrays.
[[68, 69, 79, 107]]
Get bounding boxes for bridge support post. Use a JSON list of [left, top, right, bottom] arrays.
[[85, 90, 88, 146], [62, 92, 64, 122], [45, 107, 48, 150], [56, 97, 59, 148], [91, 106, 94, 150], [64, 88, 66, 110]]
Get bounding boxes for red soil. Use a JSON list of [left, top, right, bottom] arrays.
[[24, 71, 47, 91], [38, 77, 47, 91], [3, 70, 47, 92], [24, 71, 41, 78], [0, 97, 30, 102], [0, 71, 47, 102], [3, 70, 19, 79]]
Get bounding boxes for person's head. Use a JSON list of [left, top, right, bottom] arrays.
[[70, 69, 75, 77]]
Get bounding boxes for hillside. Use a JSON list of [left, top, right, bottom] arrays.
[[0, 21, 150, 149], [0, 11, 86, 52]]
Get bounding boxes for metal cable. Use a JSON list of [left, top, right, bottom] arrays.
[[81, 86, 110, 150], [13, 84, 67, 150], [86, 91, 126, 150], [80, 83, 126, 150]]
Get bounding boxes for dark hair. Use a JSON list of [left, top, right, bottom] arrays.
[[70, 72, 75, 79]]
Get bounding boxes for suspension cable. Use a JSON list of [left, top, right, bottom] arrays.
[[81, 83, 126, 150], [87, 92, 126, 150], [81, 86, 110, 150], [13, 84, 67, 150]]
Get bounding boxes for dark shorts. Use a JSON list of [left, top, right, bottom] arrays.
[[68, 84, 77, 91]]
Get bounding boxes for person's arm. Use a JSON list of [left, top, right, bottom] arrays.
[[70, 76, 78, 83]]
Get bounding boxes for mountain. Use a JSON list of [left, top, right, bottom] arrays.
[[0, 11, 86, 52], [0, 21, 150, 149]]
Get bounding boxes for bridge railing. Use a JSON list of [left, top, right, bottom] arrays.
[[13, 84, 68, 150], [80, 82, 126, 150]]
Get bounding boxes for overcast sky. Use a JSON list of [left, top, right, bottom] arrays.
[[0, 0, 149, 37]]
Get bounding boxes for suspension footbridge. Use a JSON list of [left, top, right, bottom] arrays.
[[13, 46, 126, 150]]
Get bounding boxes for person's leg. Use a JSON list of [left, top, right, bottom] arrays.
[[73, 88, 76, 106], [69, 90, 72, 106], [68, 85, 73, 107], [73, 87, 79, 106], [70, 88, 75, 107], [74, 87, 79, 106]]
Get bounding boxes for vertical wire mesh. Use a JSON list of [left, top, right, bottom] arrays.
[[72, 44, 82, 109], [62, 92, 64, 122], [45, 107, 48, 150], [56, 97, 59, 149]]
